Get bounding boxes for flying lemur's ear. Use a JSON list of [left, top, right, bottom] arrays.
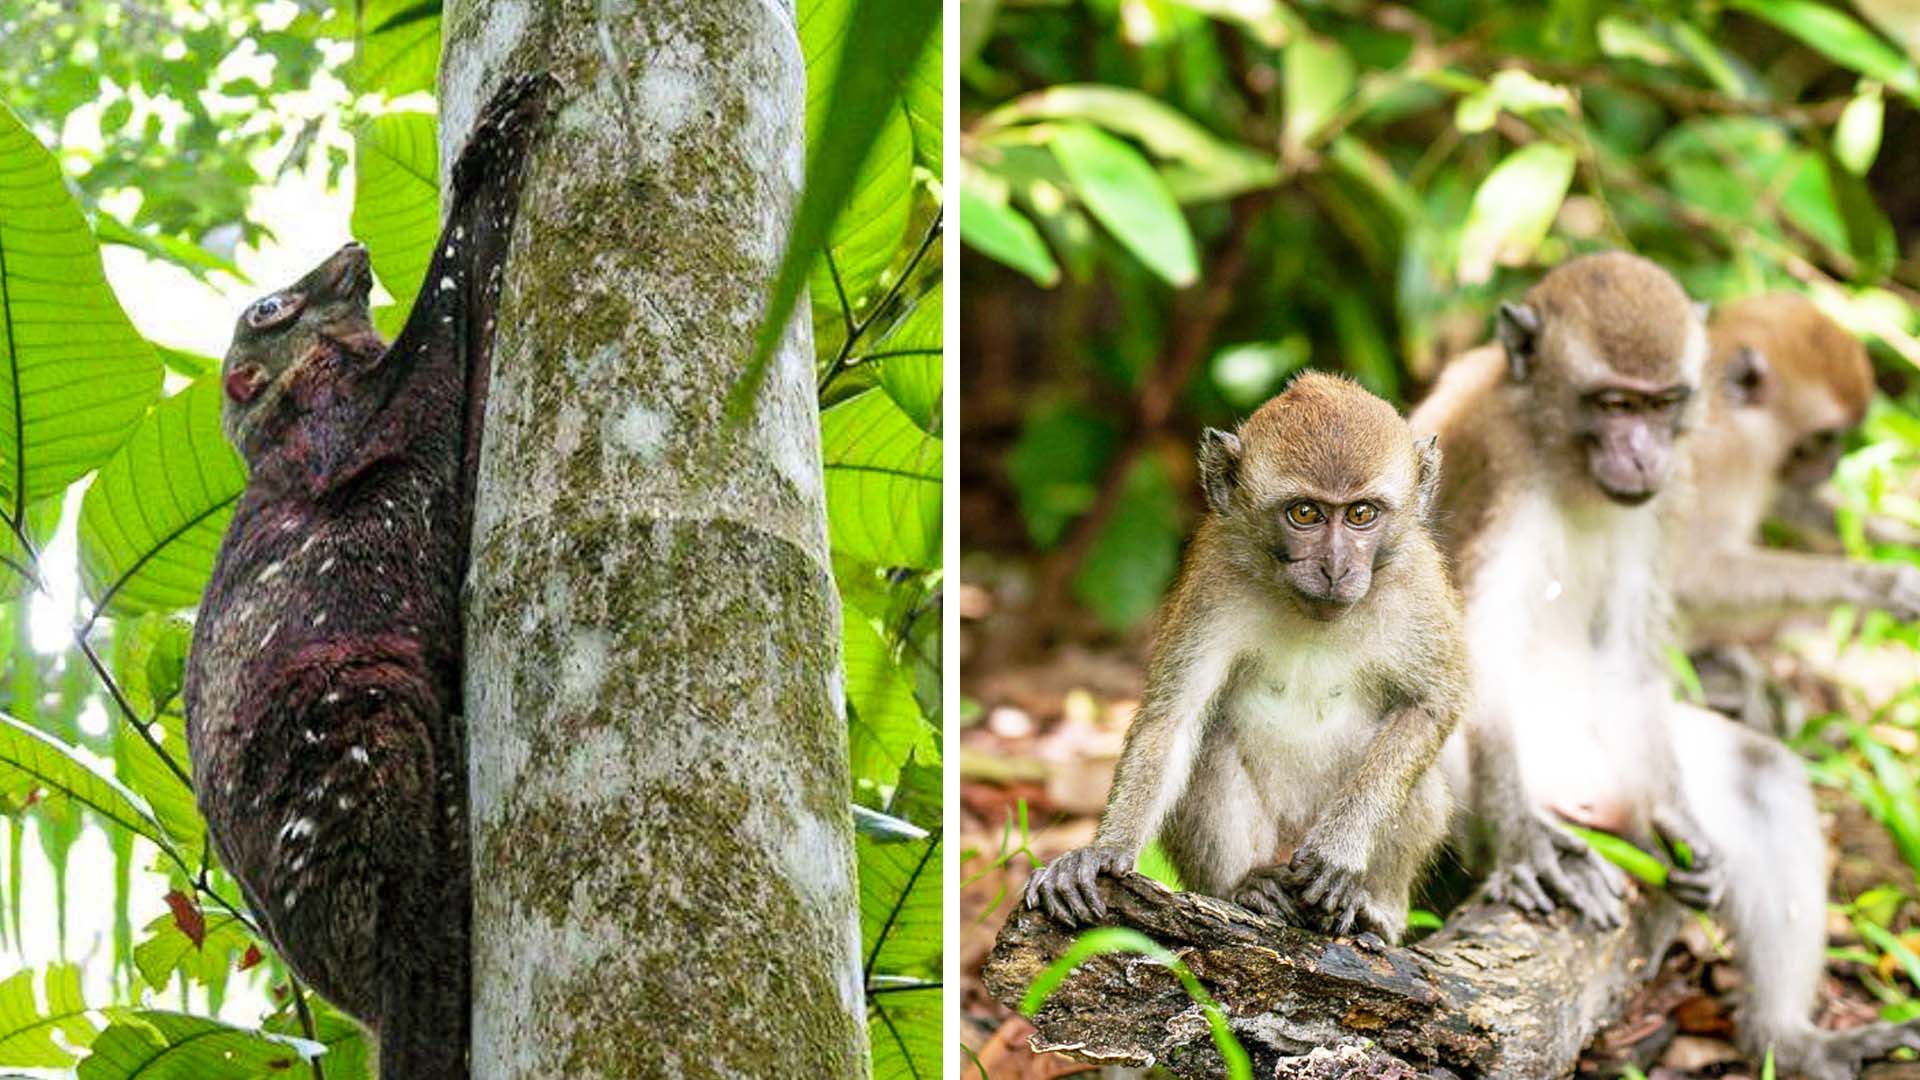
[[1414, 434, 1443, 519], [1197, 428, 1244, 514], [1497, 301, 1542, 381], [1727, 345, 1769, 407]]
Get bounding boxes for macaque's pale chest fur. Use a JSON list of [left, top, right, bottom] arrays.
[[1459, 491, 1667, 828], [1209, 611, 1384, 837]]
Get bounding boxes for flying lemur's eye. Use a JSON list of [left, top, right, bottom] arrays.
[[245, 294, 299, 330], [1285, 502, 1323, 527], [1344, 502, 1379, 528]]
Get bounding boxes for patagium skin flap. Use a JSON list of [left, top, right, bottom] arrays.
[[182, 73, 553, 1080]]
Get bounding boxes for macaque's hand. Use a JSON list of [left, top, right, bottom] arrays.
[[1024, 845, 1133, 925], [1654, 807, 1725, 911], [1286, 839, 1371, 937], [1486, 812, 1626, 928], [1880, 563, 1920, 623], [1230, 864, 1302, 925]]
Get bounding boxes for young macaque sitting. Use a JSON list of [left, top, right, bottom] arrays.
[[1025, 373, 1467, 944]]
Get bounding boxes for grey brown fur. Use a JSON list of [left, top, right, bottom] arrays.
[[1028, 373, 1468, 944]]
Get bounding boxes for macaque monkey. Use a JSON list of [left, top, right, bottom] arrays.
[[1413, 253, 1920, 1080], [1026, 373, 1467, 944], [1679, 295, 1920, 725]]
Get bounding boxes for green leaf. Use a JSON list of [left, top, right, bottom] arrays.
[[1047, 123, 1198, 287], [900, 23, 942, 168], [958, 175, 1059, 286], [262, 996, 370, 1080], [845, 612, 932, 790], [1835, 83, 1886, 176], [801, 0, 916, 314], [871, 281, 942, 434], [1073, 453, 1182, 629], [352, 110, 440, 321], [860, 833, 941, 978], [1165, 0, 1298, 46], [731, 0, 940, 423], [869, 983, 940, 1080], [0, 712, 172, 861], [347, 0, 441, 98], [153, 345, 218, 380], [0, 102, 165, 514], [982, 85, 1278, 203], [822, 388, 941, 569], [131, 911, 251, 993], [1454, 69, 1574, 135], [1726, 0, 1920, 101], [93, 213, 246, 284], [1284, 35, 1355, 150], [0, 964, 97, 1067], [77, 1011, 315, 1080], [78, 377, 247, 617], [1457, 142, 1576, 285]]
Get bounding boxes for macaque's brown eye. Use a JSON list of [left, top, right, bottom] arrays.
[[1594, 393, 1633, 415], [1285, 502, 1323, 527], [1344, 502, 1379, 528], [246, 294, 299, 330]]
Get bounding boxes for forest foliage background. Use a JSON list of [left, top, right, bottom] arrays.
[[0, 1, 942, 1077], [958, 0, 1920, 1071]]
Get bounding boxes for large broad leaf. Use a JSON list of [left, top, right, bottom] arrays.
[[869, 982, 940, 1080], [78, 377, 246, 617], [958, 174, 1059, 287], [1726, 0, 1920, 101], [981, 84, 1277, 203], [1457, 142, 1576, 285], [352, 110, 440, 321], [844, 613, 932, 791], [77, 1011, 316, 1080], [347, 0, 442, 98], [132, 910, 252, 993], [822, 388, 941, 569], [0, 712, 172, 860], [1284, 35, 1355, 150], [860, 832, 941, 977], [731, 0, 940, 420], [871, 281, 941, 435], [1047, 123, 1199, 287], [0, 964, 97, 1067], [0, 103, 164, 516], [901, 29, 941, 168], [801, 0, 916, 319]]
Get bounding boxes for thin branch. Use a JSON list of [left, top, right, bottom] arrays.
[[818, 216, 944, 397], [289, 978, 327, 1080]]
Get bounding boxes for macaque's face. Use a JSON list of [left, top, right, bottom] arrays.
[[1256, 486, 1403, 619], [1571, 378, 1692, 505], [220, 242, 382, 458]]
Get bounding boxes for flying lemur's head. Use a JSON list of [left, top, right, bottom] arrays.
[[1197, 372, 1441, 621], [220, 242, 384, 462]]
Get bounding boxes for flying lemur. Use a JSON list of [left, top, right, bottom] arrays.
[[183, 74, 553, 1078]]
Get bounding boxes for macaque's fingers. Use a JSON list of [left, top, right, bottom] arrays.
[[1023, 867, 1046, 910], [1505, 864, 1553, 914], [1330, 902, 1356, 937], [1666, 867, 1724, 911]]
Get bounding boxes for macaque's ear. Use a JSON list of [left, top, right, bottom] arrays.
[[1414, 434, 1443, 519], [1497, 301, 1542, 381], [1727, 345, 1769, 407], [1197, 428, 1244, 514]]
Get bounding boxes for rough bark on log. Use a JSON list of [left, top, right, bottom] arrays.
[[982, 873, 1685, 1079]]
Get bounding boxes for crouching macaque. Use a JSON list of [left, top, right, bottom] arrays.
[[1413, 252, 1920, 1080], [1679, 293, 1920, 730], [1026, 373, 1467, 944]]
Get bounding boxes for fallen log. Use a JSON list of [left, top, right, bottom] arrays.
[[981, 872, 1685, 1079]]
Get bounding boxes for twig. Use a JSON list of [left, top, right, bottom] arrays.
[[289, 978, 327, 1080], [818, 216, 944, 398]]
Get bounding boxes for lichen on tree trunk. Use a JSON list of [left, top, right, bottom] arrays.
[[443, 2, 868, 1076]]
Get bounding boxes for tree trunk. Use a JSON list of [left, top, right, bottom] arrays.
[[443, 4, 869, 1077], [982, 873, 1683, 1079]]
